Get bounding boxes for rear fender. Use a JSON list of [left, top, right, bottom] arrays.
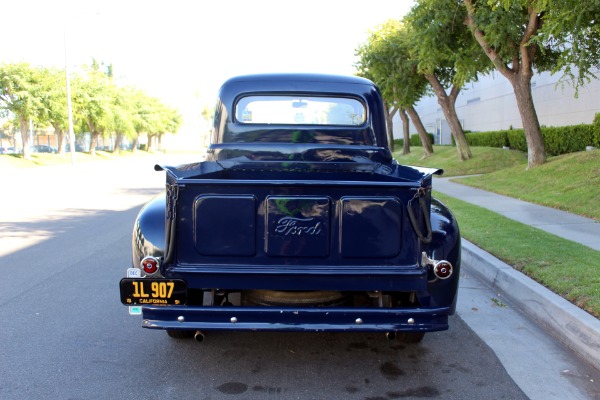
[[419, 197, 461, 313], [132, 193, 166, 268]]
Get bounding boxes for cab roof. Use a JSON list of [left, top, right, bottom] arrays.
[[210, 73, 388, 149]]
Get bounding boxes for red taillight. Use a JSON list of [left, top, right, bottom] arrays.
[[433, 261, 453, 280], [141, 256, 159, 275]]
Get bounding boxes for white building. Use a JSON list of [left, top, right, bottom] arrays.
[[395, 68, 600, 144]]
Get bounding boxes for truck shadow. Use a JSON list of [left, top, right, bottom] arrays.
[[135, 320, 528, 400]]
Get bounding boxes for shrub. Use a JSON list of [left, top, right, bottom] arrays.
[[505, 129, 527, 152], [594, 113, 600, 147], [460, 129, 526, 151], [410, 133, 435, 146], [394, 133, 435, 148], [461, 124, 596, 155], [543, 124, 596, 156], [462, 131, 509, 147]]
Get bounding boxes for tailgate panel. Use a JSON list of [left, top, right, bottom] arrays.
[[168, 161, 435, 268], [194, 195, 257, 256], [186, 188, 412, 264], [340, 197, 402, 258]]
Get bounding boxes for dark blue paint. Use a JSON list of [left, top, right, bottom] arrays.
[[142, 305, 451, 333], [194, 195, 257, 256], [129, 73, 460, 334]]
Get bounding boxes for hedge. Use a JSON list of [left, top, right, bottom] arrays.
[[542, 125, 597, 156], [394, 133, 435, 148], [594, 112, 600, 147], [462, 122, 599, 156]]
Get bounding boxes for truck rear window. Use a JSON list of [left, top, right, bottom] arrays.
[[235, 95, 366, 126]]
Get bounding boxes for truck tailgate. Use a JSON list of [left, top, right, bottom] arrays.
[[161, 161, 439, 272]]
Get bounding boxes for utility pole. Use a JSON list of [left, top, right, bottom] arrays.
[[64, 29, 76, 165]]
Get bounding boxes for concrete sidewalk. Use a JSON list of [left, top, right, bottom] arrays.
[[433, 177, 600, 372]]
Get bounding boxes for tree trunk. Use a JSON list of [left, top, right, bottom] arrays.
[[444, 99, 471, 160], [20, 116, 31, 160], [398, 108, 411, 155], [384, 104, 397, 152], [113, 133, 123, 155], [132, 136, 139, 153], [405, 106, 433, 157], [87, 118, 98, 156], [424, 74, 472, 161], [55, 126, 65, 155], [511, 76, 546, 168], [89, 131, 99, 156], [147, 134, 155, 152]]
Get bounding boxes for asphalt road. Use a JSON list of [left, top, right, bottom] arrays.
[[0, 155, 594, 399]]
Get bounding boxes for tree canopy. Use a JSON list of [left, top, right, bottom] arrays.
[[406, 0, 495, 161], [355, 20, 434, 157], [356, 0, 600, 168], [462, 0, 600, 168], [0, 63, 46, 159], [0, 62, 181, 158]]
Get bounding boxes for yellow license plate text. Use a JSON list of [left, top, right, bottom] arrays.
[[131, 281, 175, 299]]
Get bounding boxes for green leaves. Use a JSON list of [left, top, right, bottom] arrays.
[[464, 0, 600, 82], [1, 62, 182, 153], [0, 62, 45, 121], [407, 0, 493, 90], [540, 0, 600, 87], [355, 20, 429, 109]]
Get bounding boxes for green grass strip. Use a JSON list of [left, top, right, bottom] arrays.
[[392, 145, 527, 177], [434, 192, 600, 318], [456, 149, 600, 221]]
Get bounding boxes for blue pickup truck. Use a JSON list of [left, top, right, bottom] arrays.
[[120, 73, 461, 343]]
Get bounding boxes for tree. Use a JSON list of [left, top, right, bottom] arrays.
[[383, 103, 397, 152], [2, 60, 182, 157], [73, 67, 115, 155], [126, 90, 181, 152], [358, 69, 399, 152], [397, 108, 411, 155], [111, 86, 136, 154], [1, 119, 18, 149], [355, 20, 434, 157], [153, 102, 182, 151], [407, 0, 492, 161], [540, 1, 600, 90], [463, 0, 549, 168], [460, 0, 600, 168], [162, 105, 182, 145], [141, 96, 164, 152], [0, 63, 45, 160], [200, 104, 213, 122], [38, 67, 70, 154], [126, 88, 150, 152]]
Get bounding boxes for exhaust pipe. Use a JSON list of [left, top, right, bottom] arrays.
[[194, 330, 205, 343], [386, 332, 397, 340]]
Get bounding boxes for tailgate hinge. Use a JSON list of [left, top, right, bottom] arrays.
[[408, 186, 432, 244], [164, 184, 179, 264]]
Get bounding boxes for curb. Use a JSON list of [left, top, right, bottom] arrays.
[[461, 239, 600, 372]]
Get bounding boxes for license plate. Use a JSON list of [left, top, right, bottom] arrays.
[[120, 278, 187, 306]]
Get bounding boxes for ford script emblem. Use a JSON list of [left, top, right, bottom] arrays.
[[274, 217, 323, 236]]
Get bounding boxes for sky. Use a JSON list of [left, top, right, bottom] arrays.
[[3, 0, 414, 139]]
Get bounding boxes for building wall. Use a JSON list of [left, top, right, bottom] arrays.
[[393, 68, 600, 142]]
